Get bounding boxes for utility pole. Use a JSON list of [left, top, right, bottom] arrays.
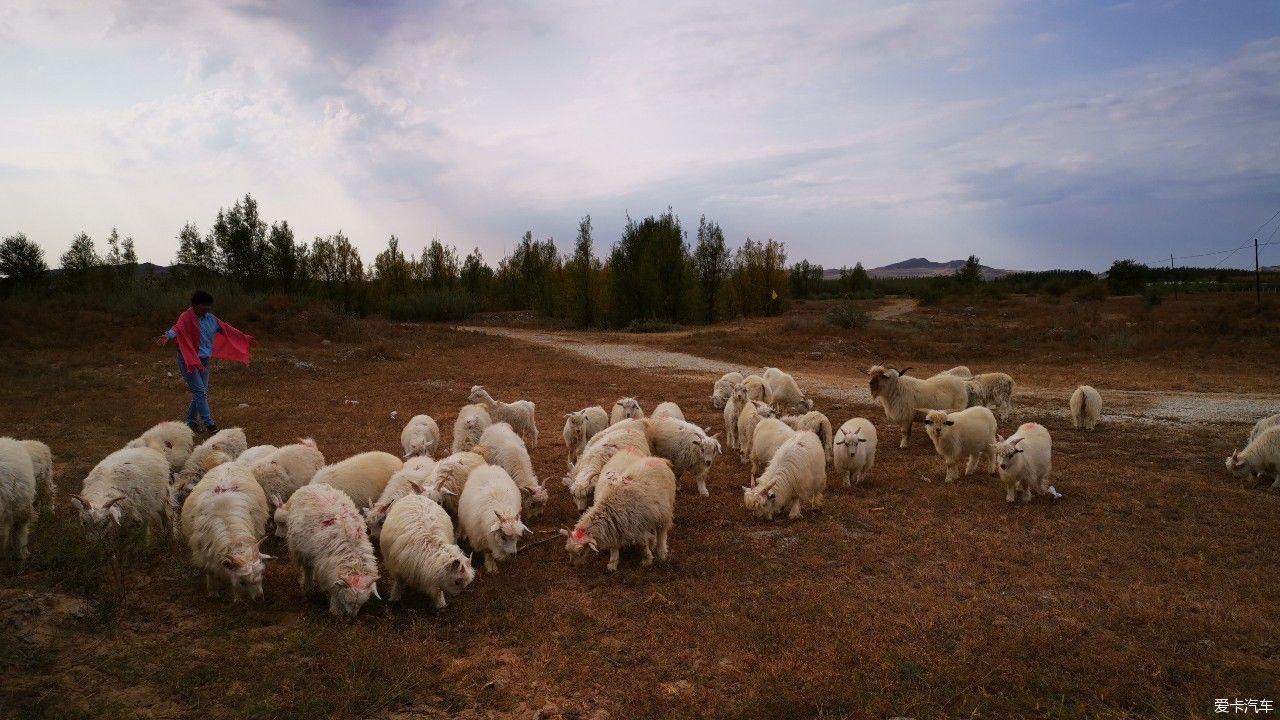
[[1171, 253, 1177, 300], [1256, 238, 1262, 306]]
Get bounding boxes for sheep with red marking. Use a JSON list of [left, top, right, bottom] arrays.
[[126, 421, 195, 473], [866, 365, 966, 448], [562, 456, 676, 572], [170, 427, 248, 519], [283, 482, 380, 618], [181, 462, 271, 602]]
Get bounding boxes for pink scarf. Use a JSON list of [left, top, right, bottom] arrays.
[[171, 308, 255, 373]]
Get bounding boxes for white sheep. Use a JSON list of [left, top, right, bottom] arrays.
[[21, 440, 54, 514], [72, 446, 170, 539], [237, 444, 278, 467], [473, 422, 547, 519], [610, 397, 645, 425], [592, 446, 649, 503], [742, 431, 826, 521], [939, 366, 972, 379], [1249, 413, 1280, 444], [259, 440, 326, 538], [965, 372, 1016, 422], [1226, 425, 1280, 487], [452, 404, 492, 453], [749, 418, 796, 478], [0, 438, 36, 560], [170, 427, 249, 515], [563, 456, 676, 572], [762, 367, 813, 414], [564, 420, 652, 510], [711, 371, 744, 409], [736, 400, 777, 462], [401, 414, 441, 459], [832, 418, 877, 487], [742, 375, 773, 403], [468, 386, 538, 447], [563, 405, 609, 467], [427, 451, 486, 517], [458, 464, 529, 574], [724, 384, 749, 451], [995, 422, 1055, 503], [126, 421, 195, 473], [652, 401, 686, 421], [643, 417, 721, 496], [309, 450, 402, 511], [380, 493, 475, 607], [780, 411, 834, 462], [363, 456, 437, 542], [866, 365, 966, 448], [282, 483, 380, 618], [917, 406, 998, 483], [180, 462, 271, 601], [1070, 385, 1102, 430]]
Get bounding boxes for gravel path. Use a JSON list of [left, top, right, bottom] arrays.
[[458, 326, 1276, 428]]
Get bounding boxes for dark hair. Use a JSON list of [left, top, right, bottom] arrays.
[[191, 290, 214, 306]]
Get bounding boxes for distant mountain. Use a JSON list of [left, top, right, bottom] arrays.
[[819, 257, 1014, 281]]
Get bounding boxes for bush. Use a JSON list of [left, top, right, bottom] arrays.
[[826, 302, 870, 329], [1143, 285, 1165, 307], [383, 290, 476, 322], [624, 319, 681, 333], [1070, 282, 1109, 304]]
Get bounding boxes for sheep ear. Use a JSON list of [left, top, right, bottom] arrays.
[[403, 450, 414, 459], [558, 528, 570, 537], [270, 493, 284, 509], [441, 487, 457, 496], [943, 420, 955, 426], [260, 553, 275, 561], [995, 434, 1004, 443], [407, 479, 424, 495], [1010, 437, 1024, 447]]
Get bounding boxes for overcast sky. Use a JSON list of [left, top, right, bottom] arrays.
[[2, 1, 1278, 272]]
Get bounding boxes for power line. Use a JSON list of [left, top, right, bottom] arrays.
[[1144, 208, 1280, 266]]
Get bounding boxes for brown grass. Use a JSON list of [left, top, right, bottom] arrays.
[[0, 298, 1277, 719]]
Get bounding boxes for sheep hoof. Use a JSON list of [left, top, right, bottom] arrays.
[[697, 483, 709, 497]]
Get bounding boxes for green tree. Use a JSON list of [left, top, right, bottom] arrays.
[[266, 221, 303, 292], [461, 248, 494, 297], [956, 254, 983, 286], [104, 227, 122, 265], [372, 235, 412, 294], [608, 209, 689, 326], [61, 232, 100, 271], [498, 231, 560, 315], [420, 238, 460, 290], [566, 214, 598, 326], [789, 259, 823, 299], [212, 193, 267, 290], [309, 231, 364, 312], [176, 222, 218, 275], [0, 233, 48, 287], [693, 215, 730, 322], [1106, 259, 1148, 295]]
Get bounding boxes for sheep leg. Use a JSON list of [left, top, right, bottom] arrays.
[[843, 470, 851, 488], [789, 499, 803, 519], [1021, 483, 1033, 502], [696, 470, 709, 497], [945, 460, 959, 483], [484, 554, 499, 574], [899, 421, 911, 449], [657, 526, 669, 561], [434, 590, 448, 610], [10, 516, 30, 561], [640, 542, 654, 567], [606, 549, 620, 572], [299, 566, 314, 594]]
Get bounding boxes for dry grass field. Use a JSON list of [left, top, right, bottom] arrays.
[[1, 293, 1277, 719]]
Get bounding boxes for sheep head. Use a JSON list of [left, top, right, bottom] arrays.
[[995, 436, 1025, 472], [692, 435, 722, 467], [442, 548, 476, 595], [70, 494, 127, 533], [467, 385, 489, 404], [834, 428, 867, 458], [330, 573, 379, 619], [221, 551, 268, 602], [490, 510, 528, 556], [920, 410, 952, 439], [560, 526, 598, 560], [866, 365, 897, 397], [1225, 451, 1253, 479]]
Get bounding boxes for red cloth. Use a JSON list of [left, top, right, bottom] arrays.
[[171, 308, 255, 373]]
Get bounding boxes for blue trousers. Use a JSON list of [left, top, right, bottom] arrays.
[[177, 354, 214, 426]]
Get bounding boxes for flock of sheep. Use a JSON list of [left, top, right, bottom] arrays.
[[1, 364, 1278, 620]]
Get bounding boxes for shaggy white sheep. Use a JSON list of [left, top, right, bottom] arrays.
[[308, 451, 402, 510], [643, 417, 721, 496], [653, 401, 686, 421], [126, 421, 195, 473], [563, 456, 676, 572], [21, 440, 54, 514], [965, 372, 1016, 422], [711, 371, 745, 409], [427, 451, 487, 517], [457, 464, 529, 574], [0, 438, 36, 560], [237, 445, 278, 467], [1070, 385, 1102, 431], [563, 405, 609, 467], [363, 455, 437, 542], [401, 414, 441, 459], [866, 365, 966, 448], [748, 418, 795, 478], [73, 446, 170, 539], [610, 397, 645, 425], [473, 422, 547, 519], [592, 446, 648, 503], [282, 483, 380, 618], [742, 375, 773, 403], [995, 422, 1055, 503], [762, 367, 813, 414], [259, 440, 326, 538], [1248, 413, 1280, 444], [742, 431, 826, 521], [724, 384, 749, 451], [736, 400, 777, 463], [380, 493, 475, 607], [832, 418, 877, 487], [452, 404, 492, 453], [918, 406, 998, 483], [1226, 425, 1280, 487], [780, 411, 834, 463], [170, 427, 249, 515], [564, 419, 652, 511], [180, 462, 271, 601], [468, 386, 538, 447]]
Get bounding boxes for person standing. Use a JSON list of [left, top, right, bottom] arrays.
[[155, 290, 255, 433]]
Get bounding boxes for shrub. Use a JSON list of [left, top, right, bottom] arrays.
[[1070, 282, 1109, 304], [826, 302, 870, 329], [624, 319, 681, 333], [383, 290, 476, 322], [1143, 285, 1165, 307]]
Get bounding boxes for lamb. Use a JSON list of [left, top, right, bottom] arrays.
[[237, 444, 278, 467], [643, 418, 722, 496], [457, 464, 529, 574], [965, 372, 1015, 422], [468, 386, 538, 447], [282, 483, 380, 618], [563, 406, 609, 467], [427, 451, 486, 517], [379, 493, 475, 608], [21, 440, 54, 514], [736, 400, 778, 462], [309, 451, 402, 510], [995, 422, 1055, 503], [1069, 385, 1102, 430], [780, 411, 834, 462], [126, 421, 195, 473], [748, 418, 796, 477], [0, 438, 36, 560], [742, 375, 773, 403], [1226, 425, 1280, 487], [180, 462, 271, 601], [832, 418, 877, 487], [742, 431, 826, 521], [564, 420, 651, 511], [473, 422, 547, 519], [452, 404, 492, 453], [762, 367, 813, 414], [363, 456, 437, 542], [1248, 413, 1280, 444], [401, 414, 441, 459], [72, 446, 170, 539], [171, 427, 249, 514], [866, 365, 966, 448], [724, 384, 750, 451], [610, 397, 644, 425], [711, 371, 745, 409], [562, 456, 676, 572], [917, 406, 998, 483], [652, 401, 686, 421]]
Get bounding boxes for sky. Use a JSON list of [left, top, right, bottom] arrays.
[[1, 0, 1278, 272]]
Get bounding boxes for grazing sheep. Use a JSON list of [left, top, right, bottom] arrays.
[[180, 462, 271, 602], [563, 456, 676, 572], [866, 365, 966, 448], [380, 493, 475, 607], [171, 427, 249, 514], [563, 406, 609, 467], [0, 438, 36, 560], [309, 451, 402, 510], [258, 439, 326, 537], [749, 418, 796, 477], [364, 456, 437, 542], [724, 384, 750, 451], [468, 386, 538, 447], [1249, 413, 1280, 444], [1070, 385, 1102, 430], [72, 447, 170, 539], [643, 418, 722, 496], [742, 431, 826, 521], [473, 422, 547, 519], [1226, 425, 1280, 487], [21, 440, 54, 514], [938, 366, 973, 379], [780, 411, 834, 462], [237, 445, 278, 467], [833, 418, 877, 487], [401, 414, 441, 459], [736, 400, 778, 462], [711, 371, 744, 409], [653, 401, 686, 421], [965, 372, 1016, 422], [283, 483, 380, 618], [592, 446, 648, 503], [564, 420, 651, 511], [452, 404, 492, 453], [610, 397, 645, 425], [917, 406, 998, 483], [762, 368, 813, 414], [427, 451, 487, 517], [126, 421, 195, 473], [458, 465, 529, 574], [995, 422, 1055, 503], [742, 375, 773, 403]]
